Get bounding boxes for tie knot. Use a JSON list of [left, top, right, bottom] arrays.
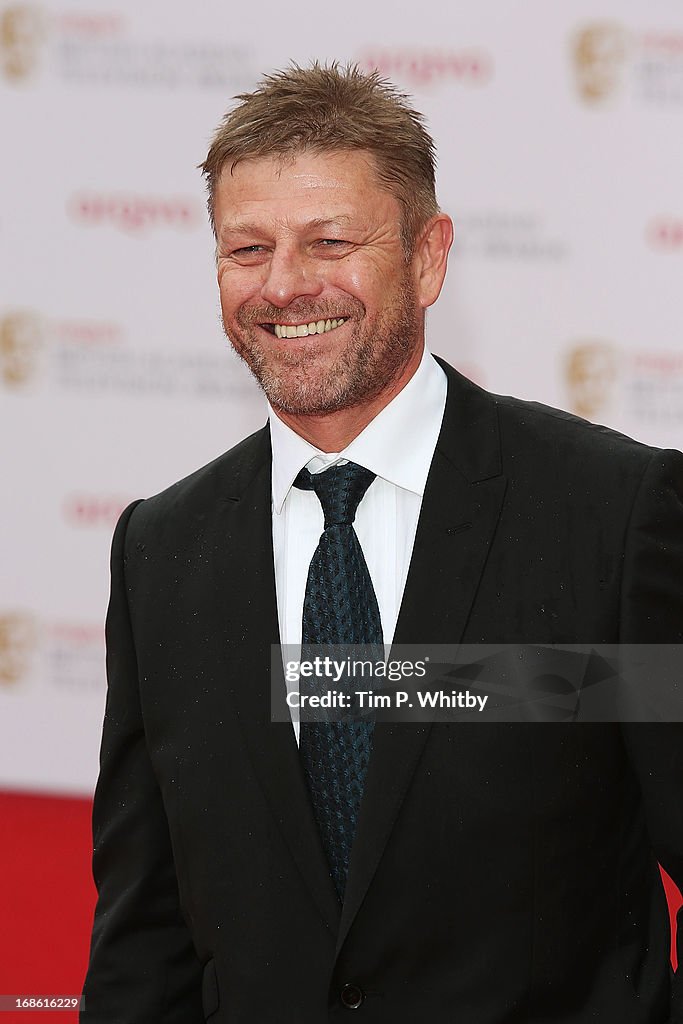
[[294, 461, 376, 528]]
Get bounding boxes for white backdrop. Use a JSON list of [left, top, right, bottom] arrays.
[[2, 0, 682, 794]]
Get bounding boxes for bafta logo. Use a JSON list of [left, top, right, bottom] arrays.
[[0, 4, 44, 81], [564, 340, 618, 420], [0, 310, 42, 387], [572, 22, 628, 104], [0, 611, 36, 686]]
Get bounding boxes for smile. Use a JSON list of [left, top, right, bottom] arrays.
[[262, 318, 347, 339]]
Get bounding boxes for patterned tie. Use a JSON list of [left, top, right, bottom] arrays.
[[294, 461, 383, 899]]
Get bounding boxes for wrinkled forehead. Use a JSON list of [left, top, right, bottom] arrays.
[[213, 148, 402, 236]]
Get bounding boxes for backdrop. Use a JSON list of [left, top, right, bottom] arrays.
[[1, 0, 682, 828]]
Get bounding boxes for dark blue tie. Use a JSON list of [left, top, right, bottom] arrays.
[[294, 461, 383, 899]]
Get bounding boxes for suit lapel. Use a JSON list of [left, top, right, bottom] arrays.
[[337, 363, 507, 951], [212, 427, 341, 934]]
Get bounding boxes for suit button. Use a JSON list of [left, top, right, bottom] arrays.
[[340, 983, 364, 1009]]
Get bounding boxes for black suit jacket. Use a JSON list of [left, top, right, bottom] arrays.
[[82, 360, 683, 1023]]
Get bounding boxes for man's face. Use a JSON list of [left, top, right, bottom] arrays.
[[213, 149, 434, 416]]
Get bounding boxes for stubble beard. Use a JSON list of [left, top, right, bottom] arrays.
[[223, 277, 422, 416]]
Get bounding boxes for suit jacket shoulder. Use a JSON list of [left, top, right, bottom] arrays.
[[437, 358, 679, 499], [123, 423, 271, 549]]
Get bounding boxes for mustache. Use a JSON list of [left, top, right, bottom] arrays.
[[237, 297, 365, 326]]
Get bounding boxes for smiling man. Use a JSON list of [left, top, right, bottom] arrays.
[[215, 149, 433, 441], [82, 64, 683, 1023]]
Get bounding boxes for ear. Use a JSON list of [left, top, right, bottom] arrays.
[[412, 213, 454, 309]]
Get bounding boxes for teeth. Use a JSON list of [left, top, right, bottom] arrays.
[[272, 318, 345, 338]]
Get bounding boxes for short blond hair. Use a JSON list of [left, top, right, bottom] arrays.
[[200, 62, 439, 253]]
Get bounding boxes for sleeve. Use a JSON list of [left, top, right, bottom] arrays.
[[618, 448, 683, 1020], [81, 501, 204, 1023]]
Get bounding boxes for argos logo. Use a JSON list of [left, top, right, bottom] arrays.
[[647, 218, 683, 250], [68, 193, 202, 235], [358, 48, 493, 88], [63, 494, 130, 527]]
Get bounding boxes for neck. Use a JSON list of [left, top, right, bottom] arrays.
[[273, 344, 424, 452]]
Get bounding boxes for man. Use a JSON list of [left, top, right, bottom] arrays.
[[82, 64, 683, 1023]]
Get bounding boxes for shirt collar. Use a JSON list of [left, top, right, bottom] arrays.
[[269, 347, 447, 514]]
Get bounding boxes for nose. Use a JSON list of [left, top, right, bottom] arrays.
[[260, 246, 324, 309]]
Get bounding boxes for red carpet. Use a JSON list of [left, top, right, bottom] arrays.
[[0, 789, 680, 1021], [0, 792, 95, 1024]]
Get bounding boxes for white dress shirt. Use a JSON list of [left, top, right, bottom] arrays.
[[270, 346, 447, 741]]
